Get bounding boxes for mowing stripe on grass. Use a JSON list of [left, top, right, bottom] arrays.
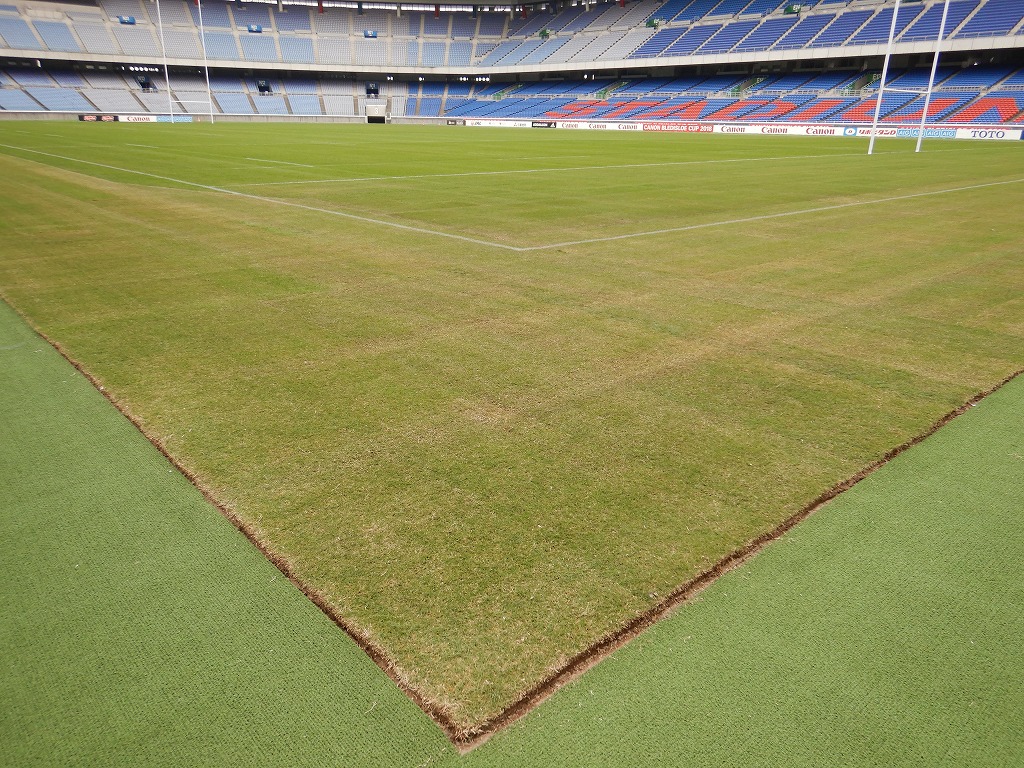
[[231, 146, 978, 188], [1, 142, 1021, 254], [0, 143, 508, 251], [231, 151, 878, 187], [515, 176, 1024, 250]]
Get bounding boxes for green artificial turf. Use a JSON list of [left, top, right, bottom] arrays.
[[1, 122, 1023, 729]]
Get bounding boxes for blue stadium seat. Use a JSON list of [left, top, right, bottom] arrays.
[[0, 16, 42, 49]]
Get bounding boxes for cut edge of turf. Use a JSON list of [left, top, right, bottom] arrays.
[[456, 366, 1024, 750], [5, 294, 1019, 748]]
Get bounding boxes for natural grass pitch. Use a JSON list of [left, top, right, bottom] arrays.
[[6, 290, 1022, 767], [1, 122, 1022, 732]]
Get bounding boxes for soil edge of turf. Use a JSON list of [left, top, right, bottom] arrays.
[[454, 364, 1024, 749], [6, 295, 1019, 748]]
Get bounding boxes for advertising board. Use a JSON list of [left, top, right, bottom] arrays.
[[454, 118, 1022, 141]]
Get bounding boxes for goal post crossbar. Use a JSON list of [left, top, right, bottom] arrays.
[[868, 0, 953, 155]]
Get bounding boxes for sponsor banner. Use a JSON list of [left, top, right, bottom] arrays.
[[642, 122, 713, 133], [466, 119, 532, 128], [79, 114, 118, 122], [555, 121, 646, 131], [855, 125, 957, 139], [801, 126, 841, 136], [446, 119, 466, 126], [853, 125, 1020, 140], [460, 118, 1021, 141], [955, 127, 1021, 141], [115, 114, 193, 123]]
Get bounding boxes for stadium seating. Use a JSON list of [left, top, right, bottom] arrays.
[[190, 1, 232, 29], [794, 71, 861, 91], [253, 94, 289, 115], [84, 87, 144, 113], [0, 16, 43, 49], [747, 74, 813, 93], [882, 94, 975, 122], [214, 91, 254, 114], [7, 68, 55, 87], [450, 14, 479, 37], [1, 0, 1023, 128], [6, 59, 1024, 127], [938, 66, 1012, 89], [774, 13, 835, 49], [957, 0, 1024, 37], [998, 70, 1024, 89], [826, 93, 918, 122], [946, 94, 1024, 122], [900, 1, 978, 41], [233, 5, 272, 29], [275, 8, 312, 32], [33, 21, 81, 52], [734, 17, 799, 51], [0, 87, 42, 109], [672, 25, 728, 56], [847, 5, 924, 45], [241, 34, 278, 62], [810, 10, 874, 48], [784, 97, 859, 121], [704, 98, 773, 120], [280, 36, 314, 64], [2, 0, 1022, 74], [742, 95, 816, 120], [698, 20, 760, 54]]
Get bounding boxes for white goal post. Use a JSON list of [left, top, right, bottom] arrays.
[[868, 0, 954, 155]]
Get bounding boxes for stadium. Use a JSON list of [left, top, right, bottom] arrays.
[[2, 0, 1023, 765], [0, 0, 1023, 128]]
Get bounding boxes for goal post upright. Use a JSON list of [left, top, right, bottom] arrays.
[[196, 0, 216, 124], [869, 0, 953, 156], [868, 0, 904, 155], [153, 0, 175, 121], [915, 0, 953, 153]]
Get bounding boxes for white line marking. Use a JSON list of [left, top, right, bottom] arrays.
[[127, 143, 158, 149], [517, 178, 1024, 251], [233, 152, 872, 187], [0, 143, 510, 250], [1, 142, 1020, 253], [243, 157, 314, 168]]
